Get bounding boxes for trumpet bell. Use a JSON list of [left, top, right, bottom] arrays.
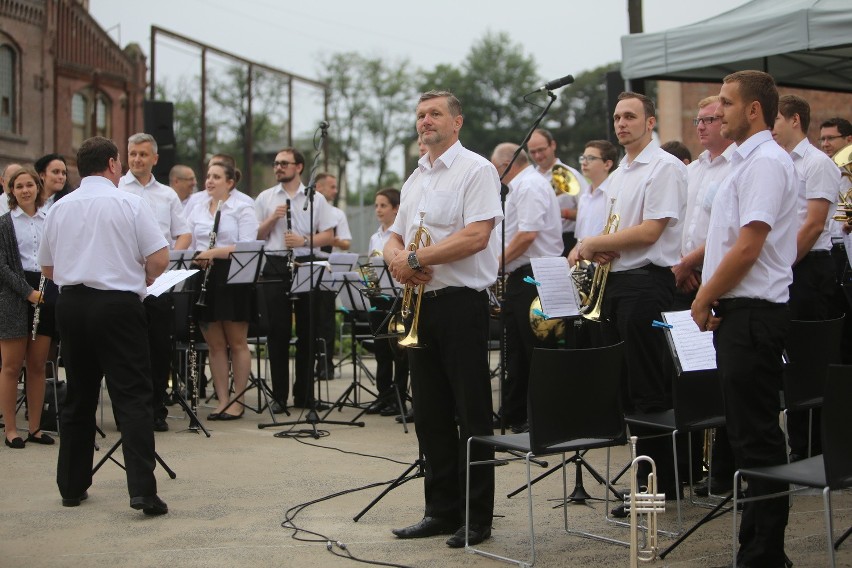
[[551, 164, 581, 196], [529, 296, 566, 342], [833, 143, 852, 176]]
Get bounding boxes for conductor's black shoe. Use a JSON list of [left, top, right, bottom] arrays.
[[446, 523, 492, 548], [153, 417, 169, 432], [130, 495, 168, 516], [392, 517, 459, 539], [395, 408, 415, 423], [62, 491, 88, 507], [694, 476, 733, 497], [270, 401, 288, 414]]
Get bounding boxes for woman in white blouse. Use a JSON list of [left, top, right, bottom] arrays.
[[187, 162, 259, 421], [0, 168, 58, 448]]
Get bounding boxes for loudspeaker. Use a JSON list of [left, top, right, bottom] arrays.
[[605, 71, 626, 145], [143, 100, 176, 185]]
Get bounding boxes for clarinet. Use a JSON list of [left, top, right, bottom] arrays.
[[187, 311, 201, 430], [31, 274, 46, 340], [285, 198, 294, 273], [195, 200, 223, 307]]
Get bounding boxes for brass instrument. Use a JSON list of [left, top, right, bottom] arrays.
[[31, 274, 46, 340], [488, 273, 506, 318], [570, 259, 596, 308], [195, 200, 223, 308], [359, 263, 382, 297], [551, 163, 581, 196], [582, 198, 619, 321], [388, 212, 431, 349], [529, 296, 566, 342], [832, 144, 852, 222], [627, 436, 665, 567]]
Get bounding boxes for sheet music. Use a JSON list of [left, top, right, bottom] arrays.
[[661, 310, 717, 372], [146, 269, 199, 298], [328, 252, 359, 272], [530, 257, 581, 318], [338, 272, 371, 312], [292, 261, 329, 293]]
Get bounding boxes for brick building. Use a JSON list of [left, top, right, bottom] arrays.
[[657, 80, 852, 159], [0, 0, 146, 180]]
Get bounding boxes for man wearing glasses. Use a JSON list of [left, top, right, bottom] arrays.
[[255, 148, 335, 411], [818, 117, 852, 157], [527, 128, 589, 254]]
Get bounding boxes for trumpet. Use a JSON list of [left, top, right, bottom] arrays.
[[388, 212, 431, 349], [551, 163, 581, 196], [195, 200, 223, 308], [31, 274, 46, 340], [582, 198, 619, 321], [627, 436, 665, 567]]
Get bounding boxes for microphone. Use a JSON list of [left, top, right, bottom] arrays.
[[539, 74, 575, 92], [319, 120, 330, 130]]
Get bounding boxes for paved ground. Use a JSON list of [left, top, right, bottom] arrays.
[[2, 352, 850, 568]]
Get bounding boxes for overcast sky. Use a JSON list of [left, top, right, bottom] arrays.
[[90, 0, 750, 90]]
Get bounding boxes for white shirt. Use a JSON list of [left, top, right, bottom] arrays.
[[186, 192, 259, 252], [11, 206, 47, 272], [369, 225, 393, 256], [575, 176, 611, 241], [682, 144, 737, 257], [0, 194, 9, 216], [254, 183, 337, 257], [38, 176, 167, 299], [538, 159, 589, 233], [316, 200, 353, 259], [603, 141, 687, 271], [186, 187, 253, 212], [789, 138, 840, 252], [390, 140, 503, 292], [500, 165, 563, 272], [119, 172, 189, 249], [703, 130, 797, 303]]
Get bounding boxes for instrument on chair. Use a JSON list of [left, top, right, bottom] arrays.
[[388, 211, 431, 349], [582, 198, 619, 321], [31, 274, 46, 340], [832, 144, 852, 222], [551, 164, 581, 196], [627, 436, 665, 567], [195, 200, 223, 308]]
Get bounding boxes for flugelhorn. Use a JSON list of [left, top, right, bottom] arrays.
[[31, 274, 46, 340], [388, 212, 431, 349], [551, 163, 581, 196], [582, 198, 619, 321], [627, 436, 665, 567], [832, 144, 852, 222]]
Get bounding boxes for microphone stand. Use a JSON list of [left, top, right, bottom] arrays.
[[495, 90, 557, 437], [259, 122, 363, 438]]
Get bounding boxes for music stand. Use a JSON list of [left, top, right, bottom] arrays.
[[258, 261, 365, 438], [320, 271, 380, 423], [92, 438, 177, 480]]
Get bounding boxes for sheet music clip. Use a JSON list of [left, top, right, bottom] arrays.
[[652, 320, 673, 330], [523, 276, 541, 286], [532, 308, 550, 320]]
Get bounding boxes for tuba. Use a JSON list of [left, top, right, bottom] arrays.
[[832, 144, 852, 222], [551, 164, 581, 196], [388, 212, 431, 348], [582, 198, 619, 321]]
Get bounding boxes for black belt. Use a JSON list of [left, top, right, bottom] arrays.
[[60, 284, 135, 297], [715, 297, 785, 316], [806, 250, 832, 258], [416, 286, 467, 299], [506, 263, 533, 279], [611, 263, 669, 277]]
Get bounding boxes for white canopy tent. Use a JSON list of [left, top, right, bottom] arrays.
[[621, 0, 852, 92]]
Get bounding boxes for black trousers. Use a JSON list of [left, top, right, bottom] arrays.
[[56, 286, 157, 500], [370, 298, 409, 400], [602, 266, 677, 492], [789, 251, 835, 320], [143, 294, 173, 421], [714, 300, 790, 566], [262, 257, 293, 405], [315, 290, 337, 377], [501, 264, 541, 424], [408, 288, 494, 525]]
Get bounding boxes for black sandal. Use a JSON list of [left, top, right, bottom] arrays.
[[27, 429, 55, 445]]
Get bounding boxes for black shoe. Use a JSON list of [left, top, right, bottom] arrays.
[[130, 495, 168, 516], [4, 436, 25, 449], [694, 476, 733, 497], [207, 412, 220, 421], [62, 490, 88, 507], [164, 393, 178, 407], [446, 523, 492, 548], [27, 430, 56, 445], [217, 411, 244, 421], [395, 408, 415, 423], [380, 402, 401, 417], [610, 503, 629, 518], [789, 453, 805, 463], [392, 517, 459, 539], [365, 400, 387, 415], [153, 418, 169, 432], [510, 421, 529, 434], [270, 401, 288, 415]]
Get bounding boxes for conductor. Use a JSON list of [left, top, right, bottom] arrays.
[[38, 136, 170, 515]]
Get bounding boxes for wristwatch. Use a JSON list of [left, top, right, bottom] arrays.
[[407, 251, 421, 271], [303, 235, 309, 247]]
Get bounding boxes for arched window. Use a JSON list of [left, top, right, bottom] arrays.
[[71, 88, 112, 148], [0, 44, 16, 133]]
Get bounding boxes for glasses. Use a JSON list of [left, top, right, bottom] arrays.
[[273, 160, 297, 168], [578, 155, 603, 164], [818, 135, 844, 143], [693, 116, 719, 126]]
